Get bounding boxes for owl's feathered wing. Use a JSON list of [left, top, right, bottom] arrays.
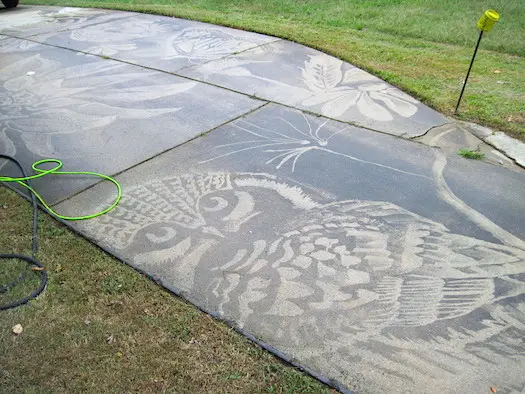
[[92, 173, 233, 249], [330, 201, 524, 327], [210, 200, 525, 331]]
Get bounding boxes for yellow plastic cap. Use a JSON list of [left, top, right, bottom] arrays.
[[477, 9, 500, 32]]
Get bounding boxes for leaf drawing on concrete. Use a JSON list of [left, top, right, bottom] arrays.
[[300, 55, 419, 120]]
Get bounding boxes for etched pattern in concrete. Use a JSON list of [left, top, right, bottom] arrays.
[[30, 10, 278, 72], [2, 6, 524, 394], [180, 40, 449, 136], [0, 37, 261, 202], [56, 105, 525, 394]]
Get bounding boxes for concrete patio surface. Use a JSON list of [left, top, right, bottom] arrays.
[[1, 6, 525, 394]]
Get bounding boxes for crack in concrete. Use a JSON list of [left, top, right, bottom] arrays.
[[49, 101, 270, 207], [408, 119, 455, 141]]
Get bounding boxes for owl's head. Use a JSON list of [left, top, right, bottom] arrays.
[[132, 188, 261, 262], [92, 172, 320, 264]]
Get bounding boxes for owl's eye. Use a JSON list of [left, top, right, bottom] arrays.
[[198, 191, 259, 233], [145, 226, 177, 244], [202, 197, 229, 212]]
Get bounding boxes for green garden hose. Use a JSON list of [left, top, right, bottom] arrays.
[[1, 155, 121, 310], [0, 158, 121, 220]]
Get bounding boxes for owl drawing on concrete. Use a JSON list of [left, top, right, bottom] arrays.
[[88, 172, 525, 385]]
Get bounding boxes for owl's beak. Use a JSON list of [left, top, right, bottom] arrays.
[[201, 226, 225, 238]]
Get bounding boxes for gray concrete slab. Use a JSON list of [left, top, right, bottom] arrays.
[[34, 13, 278, 72], [0, 37, 263, 203], [55, 103, 525, 394], [0, 5, 129, 38], [180, 40, 450, 137]]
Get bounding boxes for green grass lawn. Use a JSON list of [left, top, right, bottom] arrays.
[[23, 0, 525, 141], [0, 187, 332, 393]]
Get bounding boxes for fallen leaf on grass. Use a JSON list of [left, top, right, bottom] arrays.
[[493, 69, 502, 74], [181, 337, 201, 350], [31, 266, 45, 271], [12, 324, 23, 335]]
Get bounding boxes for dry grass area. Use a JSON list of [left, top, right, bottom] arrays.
[[0, 187, 332, 393]]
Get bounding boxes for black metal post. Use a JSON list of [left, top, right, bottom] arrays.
[[455, 30, 484, 113]]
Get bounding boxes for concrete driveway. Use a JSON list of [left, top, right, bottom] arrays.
[[1, 6, 525, 394]]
